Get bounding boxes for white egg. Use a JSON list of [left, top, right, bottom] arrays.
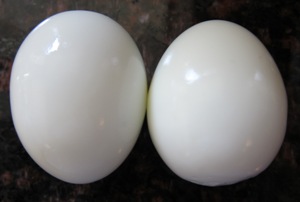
[[147, 20, 287, 186], [10, 11, 147, 184]]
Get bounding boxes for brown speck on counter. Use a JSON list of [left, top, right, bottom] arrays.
[[0, 57, 12, 92], [1, 0, 300, 201]]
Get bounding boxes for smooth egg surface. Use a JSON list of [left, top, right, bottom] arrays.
[[147, 20, 287, 186], [10, 11, 147, 184]]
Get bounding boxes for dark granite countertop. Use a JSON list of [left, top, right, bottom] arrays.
[[1, 0, 300, 201]]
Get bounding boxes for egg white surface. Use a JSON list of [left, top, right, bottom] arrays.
[[147, 20, 287, 186], [10, 10, 147, 184]]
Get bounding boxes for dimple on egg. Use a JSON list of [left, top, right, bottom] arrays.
[[10, 10, 147, 184], [147, 20, 287, 186]]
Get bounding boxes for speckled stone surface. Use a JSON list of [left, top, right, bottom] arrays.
[[0, 0, 300, 201]]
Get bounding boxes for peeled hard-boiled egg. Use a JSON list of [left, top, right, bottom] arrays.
[[147, 20, 287, 186], [10, 11, 147, 184]]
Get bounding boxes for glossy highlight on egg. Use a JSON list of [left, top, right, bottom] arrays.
[[147, 20, 287, 186], [10, 10, 147, 184]]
